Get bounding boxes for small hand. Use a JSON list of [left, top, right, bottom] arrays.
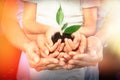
[[64, 31, 81, 52], [37, 34, 62, 57]]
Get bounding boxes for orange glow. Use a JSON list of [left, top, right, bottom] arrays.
[[0, 35, 21, 79], [0, 0, 21, 79]]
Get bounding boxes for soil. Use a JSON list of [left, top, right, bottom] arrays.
[[52, 32, 74, 44]]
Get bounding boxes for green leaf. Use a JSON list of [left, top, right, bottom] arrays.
[[56, 5, 64, 25], [64, 25, 81, 34], [61, 23, 68, 31]]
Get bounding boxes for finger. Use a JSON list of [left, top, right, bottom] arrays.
[[46, 39, 61, 52], [73, 52, 99, 63], [58, 52, 71, 63], [69, 59, 97, 67], [35, 66, 47, 71], [35, 58, 59, 71], [46, 32, 54, 47], [56, 43, 65, 52], [73, 53, 90, 60], [63, 53, 71, 61], [38, 58, 59, 66], [68, 51, 77, 57], [46, 28, 60, 47], [51, 66, 63, 70], [33, 44, 41, 55], [59, 58, 65, 61], [27, 59, 36, 68], [89, 49, 103, 62], [46, 64, 59, 69], [37, 35, 49, 55], [40, 46, 49, 56], [79, 34, 87, 53], [26, 53, 40, 68], [59, 60, 66, 66], [64, 38, 72, 52], [48, 51, 59, 58], [72, 31, 81, 45], [40, 51, 48, 58], [57, 52, 64, 58], [65, 64, 75, 70], [27, 49, 40, 63], [67, 39, 78, 50]]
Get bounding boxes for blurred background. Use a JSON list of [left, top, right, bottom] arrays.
[[0, 0, 21, 79]]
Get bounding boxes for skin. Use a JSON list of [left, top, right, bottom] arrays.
[[67, 36, 103, 69], [21, 1, 100, 70], [64, 0, 120, 69]]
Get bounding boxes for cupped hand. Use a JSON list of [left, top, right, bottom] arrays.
[[23, 41, 41, 68], [37, 34, 62, 57], [63, 31, 81, 52], [68, 36, 103, 68], [34, 51, 64, 71]]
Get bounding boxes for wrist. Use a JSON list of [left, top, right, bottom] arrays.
[[79, 26, 96, 37]]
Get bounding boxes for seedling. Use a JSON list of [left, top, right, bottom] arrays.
[[52, 5, 81, 43]]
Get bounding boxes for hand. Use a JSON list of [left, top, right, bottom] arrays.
[[46, 27, 61, 45], [63, 33, 85, 53], [68, 36, 103, 68], [45, 27, 65, 52], [34, 51, 63, 71], [23, 41, 41, 68], [63, 32, 80, 52], [37, 34, 61, 57]]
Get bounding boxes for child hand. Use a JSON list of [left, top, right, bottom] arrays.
[[63, 31, 81, 52], [45, 27, 63, 52], [37, 34, 62, 57]]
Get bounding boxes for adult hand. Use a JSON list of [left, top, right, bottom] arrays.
[[68, 36, 103, 69], [34, 51, 64, 71], [23, 41, 41, 68], [23, 42, 63, 71]]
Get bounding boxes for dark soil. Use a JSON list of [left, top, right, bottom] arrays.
[[52, 32, 74, 44]]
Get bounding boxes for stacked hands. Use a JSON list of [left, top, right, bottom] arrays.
[[24, 28, 103, 71]]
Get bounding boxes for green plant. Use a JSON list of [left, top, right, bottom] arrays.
[[56, 5, 81, 34], [52, 5, 82, 44]]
